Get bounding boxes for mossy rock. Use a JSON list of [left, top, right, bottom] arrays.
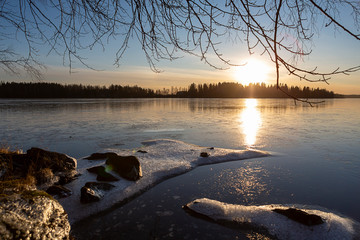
[[21, 190, 54, 201]]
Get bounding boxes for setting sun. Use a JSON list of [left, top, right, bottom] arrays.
[[233, 58, 271, 86]]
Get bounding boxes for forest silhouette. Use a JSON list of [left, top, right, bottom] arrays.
[[0, 82, 337, 98]]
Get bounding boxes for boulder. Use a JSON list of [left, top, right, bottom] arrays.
[[80, 182, 115, 203], [272, 208, 324, 226], [27, 148, 77, 172], [0, 149, 78, 187], [105, 155, 142, 181], [0, 194, 71, 240], [87, 166, 119, 182]]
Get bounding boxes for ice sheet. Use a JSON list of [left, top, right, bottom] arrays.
[[185, 198, 360, 240], [59, 139, 269, 223]]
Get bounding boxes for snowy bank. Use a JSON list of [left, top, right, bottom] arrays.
[[59, 139, 269, 223], [184, 198, 360, 240]]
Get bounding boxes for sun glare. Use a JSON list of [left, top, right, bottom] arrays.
[[240, 99, 261, 147], [233, 58, 270, 86]]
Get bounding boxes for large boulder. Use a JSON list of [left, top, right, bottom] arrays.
[[26, 148, 77, 172], [1, 148, 77, 186], [0, 193, 71, 240], [105, 155, 142, 181]]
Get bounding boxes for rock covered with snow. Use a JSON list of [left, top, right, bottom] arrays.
[[0, 195, 71, 240], [184, 198, 360, 240]]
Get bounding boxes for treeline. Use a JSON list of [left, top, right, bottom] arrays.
[[0, 82, 156, 98], [0, 81, 336, 98], [177, 82, 336, 98]]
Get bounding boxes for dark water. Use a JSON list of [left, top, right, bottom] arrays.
[[1, 98, 360, 239]]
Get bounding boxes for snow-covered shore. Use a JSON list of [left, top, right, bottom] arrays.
[[59, 139, 270, 223]]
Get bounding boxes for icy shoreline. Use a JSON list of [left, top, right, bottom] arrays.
[[59, 139, 270, 223]]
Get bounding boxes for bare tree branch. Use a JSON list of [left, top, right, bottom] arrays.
[[0, 0, 359, 104]]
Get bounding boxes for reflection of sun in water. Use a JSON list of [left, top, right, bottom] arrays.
[[240, 99, 262, 147], [233, 58, 270, 86]]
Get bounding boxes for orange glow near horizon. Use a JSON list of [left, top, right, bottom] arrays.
[[233, 58, 271, 86], [240, 99, 262, 147]]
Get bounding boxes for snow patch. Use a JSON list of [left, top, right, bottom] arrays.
[[59, 139, 269, 223], [185, 198, 359, 240]]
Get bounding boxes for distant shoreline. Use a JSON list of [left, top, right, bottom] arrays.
[[0, 81, 347, 99]]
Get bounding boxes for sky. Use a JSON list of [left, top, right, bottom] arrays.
[[1, 1, 359, 94]]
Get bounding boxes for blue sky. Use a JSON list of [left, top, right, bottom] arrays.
[[1, 1, 359, 94]]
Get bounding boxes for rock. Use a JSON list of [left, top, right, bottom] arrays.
[[27, 148, 77, 172], [84, 182, 115, 191], [46, 185, 72, 198], [80, 187, 102, 203], [105, 155, 142, 181], [1, 149, 78, 187], [0, 194, 71, 240], [137, 150, 148, 153], [85, 152, 142, 181], [272, 208, 324, 226], [57, 170, 80, 185], [36, 167, 57, 185], [200, 152, 210, 157], [0, 153, 28, 179], [80, 182, 115, 203], [87, 166, 119, 182], [84, 152, 117, 160], [87, 165, 104, 174]]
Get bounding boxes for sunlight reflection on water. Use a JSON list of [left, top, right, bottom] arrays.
[[240, 99, 262, 147]]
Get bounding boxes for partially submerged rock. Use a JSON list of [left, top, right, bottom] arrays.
[[105, 155, 142, 181], [273, 208, 324, 226], [137, 150, 148, 153], [0, 194, 71, 240], [84, 152, 117, 160], [87, 165, 119, 182], [80, 182, 115, 203], [46, 185, 72, 198], [200, 152, 210, 157], [85, 152, 142, 181], [80, 186, 102, 203]]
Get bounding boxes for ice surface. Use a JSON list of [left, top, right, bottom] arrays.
[[59, 139, 269, 223], [185, 198, 360, 240]]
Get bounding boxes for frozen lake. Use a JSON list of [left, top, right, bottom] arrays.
[[1, 98, 360, 239]]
